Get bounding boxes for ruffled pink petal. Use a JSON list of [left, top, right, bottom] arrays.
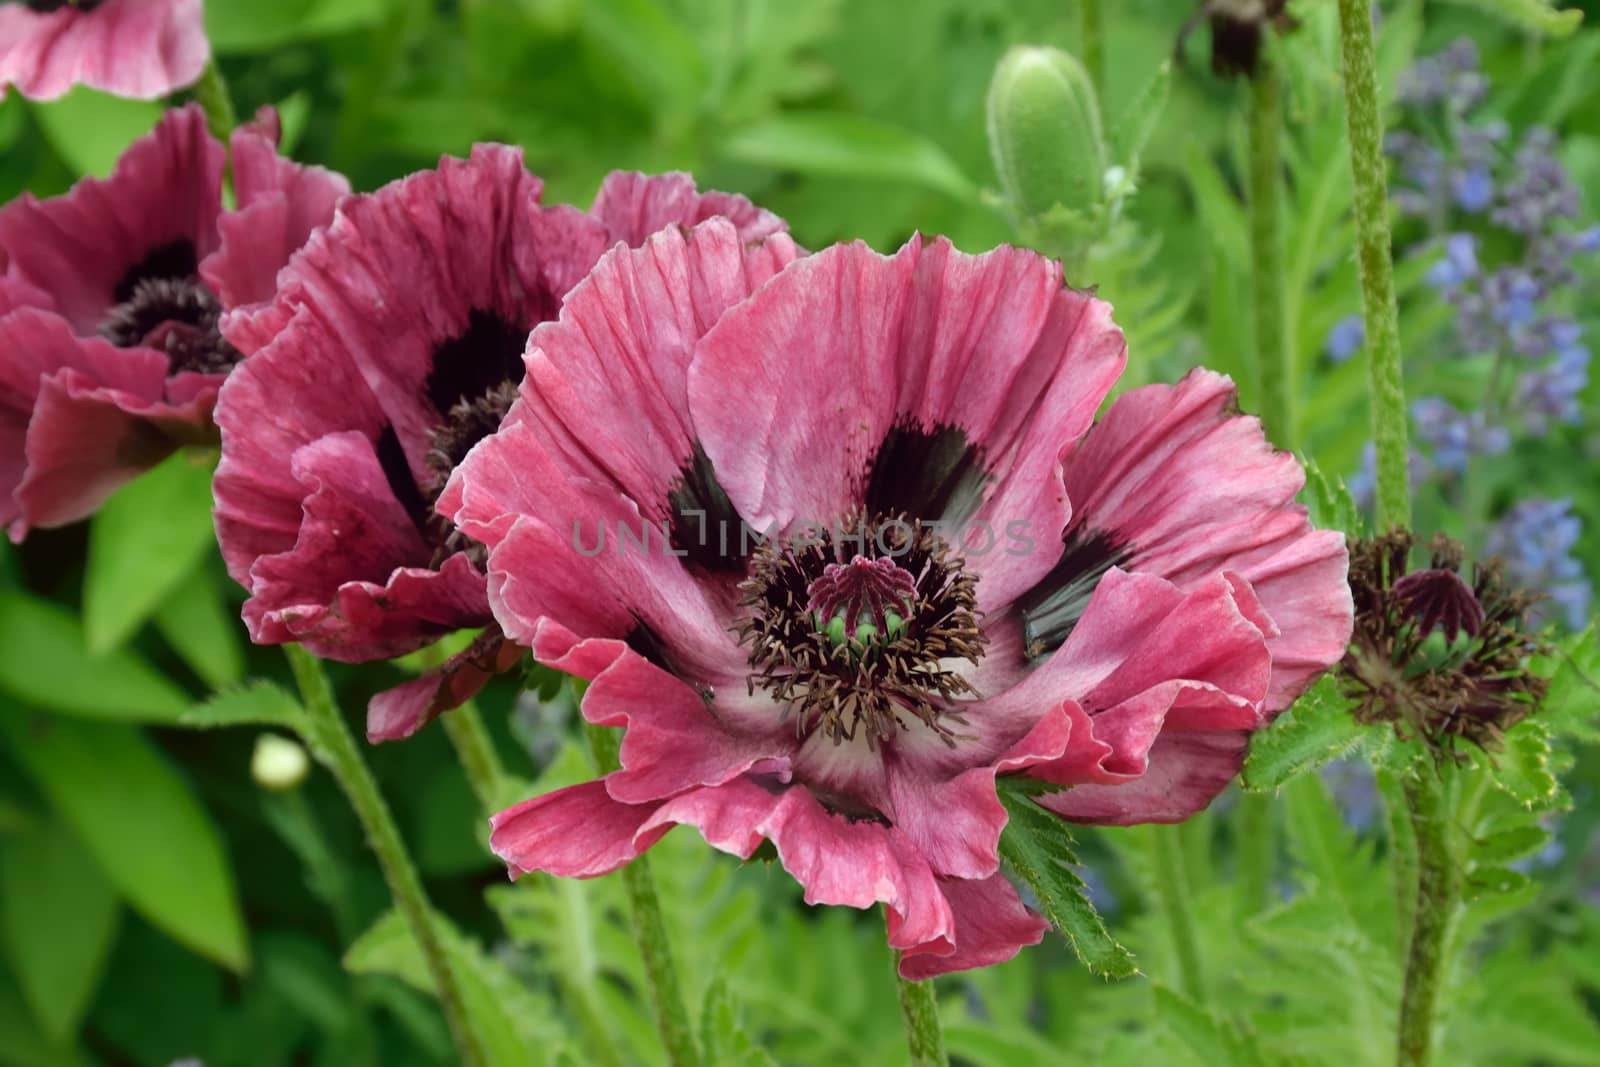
[[1060, 369, 1352, 710], [365, 628, 523, 743], [214, 327, 396, 586], [0, 104, 222, 332], [201, 108, 350, 319], [897, 873, 1049, 980], [445, 419, 748, 683], [491, 780, 673, 878], [0, 310, 206, 537], [589, 171, 788, 247], [1036, 729, 1252, 825], [239, 432, 489, 658], [0, 0, 208, 102], [233, 144, 608, 464], [645, 778, 959, 955], [689, 237, 1124, 607], [503, 219, 800, 517]]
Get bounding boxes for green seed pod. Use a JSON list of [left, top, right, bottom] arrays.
[[986, 45, 1107, 221]]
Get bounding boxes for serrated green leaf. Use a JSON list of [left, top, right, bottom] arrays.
[[0, 591, 189, 723], [996, 783, 1136, 978], [1465, 865, 1531, 899], [84, 452, 216, 653], [154, 566, 246, 691], [181, 681, 306, 732], [721, 113, 977, 201], [1493, 723, 1559, 809], [344, 908, 562, 1067], [700, 977, 777, 1067], [0, 819, 119, 1042], [1242, 675, 1366, 790], [1471, 824, 1551, 866], [1300, 459, 1363, 536], [1536, 625, 1600, 741], [0, 711, 248, 973], [1152, 986, 1272, 1067], [1111, 61, 1171, 173], [1434, 0, 1583, 36]]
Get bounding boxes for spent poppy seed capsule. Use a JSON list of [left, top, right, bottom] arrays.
[[986, 45, 1107, 221]]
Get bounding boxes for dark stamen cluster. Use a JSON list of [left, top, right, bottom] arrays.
[[736, 513, 985, 749], [23, 1, 104, 12], [99, 277, 241, 376], [1341, 530, 1549, 757], [426, 381, 520, 490]]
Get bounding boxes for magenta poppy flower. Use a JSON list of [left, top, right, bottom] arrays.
[[211, 150, 789, 741], [0, 0, 209, 101], [0, 103, 348, 539], [440, 225, 1353, 978]]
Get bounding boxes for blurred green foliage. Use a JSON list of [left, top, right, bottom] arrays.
[[3, 1, 1600, 1065]]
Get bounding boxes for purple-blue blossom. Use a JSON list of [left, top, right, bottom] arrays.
[[1486, 498, 1593, 630], [1325, 314, 1365, 363], [1411, 396, 1509, 474]]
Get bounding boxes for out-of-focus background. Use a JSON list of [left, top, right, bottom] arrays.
[[2, 1, 1599, 1064]]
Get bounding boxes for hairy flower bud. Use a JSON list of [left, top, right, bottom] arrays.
[[986, 46, 1106, 222]]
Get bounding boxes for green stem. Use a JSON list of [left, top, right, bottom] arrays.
[[1151, 824, 1207, 1002], [191, 59, 238, 139], [1079, 0, 1105, 98], [1375, 767, 1419, 945], [583, 723, 700, 1067], [1336, 0, 1411, 531], [1248, 51, 1293, 447], [893, 956, 948, 1067], [1233, 793, 1274, 921], [1395, 769, 1460, 1067], [285, 646, 487, 1067], [441, 702, 509, 815]]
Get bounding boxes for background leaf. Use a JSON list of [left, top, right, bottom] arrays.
[[0, 712, 249, 973]]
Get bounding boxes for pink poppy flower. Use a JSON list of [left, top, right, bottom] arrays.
[[0, 103, 348, 539], [441, 225, 1353, 978], [0, 0, 209, 102], [211, 151, 788, 741]]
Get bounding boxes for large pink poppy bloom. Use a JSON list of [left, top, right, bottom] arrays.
[[0, 0, 209, 101], [211, 150, 785, 742], [442, 224, 1353, 978], [0, 103, 348, 539]]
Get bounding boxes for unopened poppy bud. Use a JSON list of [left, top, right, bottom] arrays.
[[251, 733, 310, 792], [986, 46, 1106, 221]]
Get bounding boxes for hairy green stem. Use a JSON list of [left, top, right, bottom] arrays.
[[1396, 771, 1459, 1067], [893, 955, 949, 1067], [1151, 824, 1207, 1001], [441, 702, 509, 814], [1336, 0, 1410, 530], [1078, 0, 1105, 97], [284, 646, 487, 1067], [191, 59, 238, 139], [1248, 52, 1293, 447], [583, 724, 700, 1067], [1233, 793, 1274, 920]]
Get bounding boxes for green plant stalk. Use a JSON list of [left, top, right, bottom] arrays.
[[285, 645, 487, 1067], [1336, 0, 1410, 531], [1396, 771, 1459, 1067], [893, 956, 949, 1067], [582, 723, 701, 1067], [1233, 793, 1274, 920], [1151, 824, 1207, 1001], [1079, 0, 1105, 98], [1249, 51, 1294, 447], [442, 702, 509, 814], [191, 59, 238, 139]]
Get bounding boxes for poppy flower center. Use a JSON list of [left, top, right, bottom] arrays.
[[18, 1, 103, 12], [98, 239, 241, 376], [737, 514, 985, 749]]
